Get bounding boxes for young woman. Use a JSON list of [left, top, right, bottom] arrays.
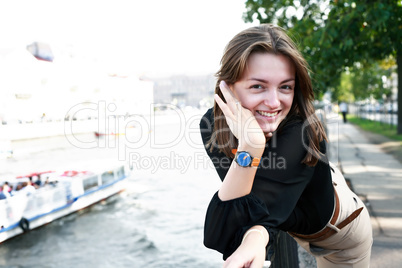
[[199, 24, 372, 268]]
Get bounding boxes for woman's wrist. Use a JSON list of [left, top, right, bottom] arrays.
[[242, 229, 265, 244], [237, 143, 264, 158], [242, 226, 269, 247]]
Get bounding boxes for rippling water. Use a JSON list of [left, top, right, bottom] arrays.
[[0, 111, 223, 267]]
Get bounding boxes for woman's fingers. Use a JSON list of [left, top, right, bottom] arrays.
[[214, 94, 234, 120], [215, 80, 242, 120], [214, 94, 238, 135], [219, 80, 240, 113]]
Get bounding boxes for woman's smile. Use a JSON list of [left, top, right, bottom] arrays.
[[256, 110, 279, 117]]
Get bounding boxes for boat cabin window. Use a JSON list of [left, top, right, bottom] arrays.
[[101, 171, 114, 185], [116, 166, 125, 179], [83, 175, 99, 191]]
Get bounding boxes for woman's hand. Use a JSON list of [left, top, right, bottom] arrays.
[[214, 81, 266, 152], [223, 227, 268, 268]]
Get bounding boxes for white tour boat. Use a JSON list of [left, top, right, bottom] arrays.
[[0, 164, 129, 243]]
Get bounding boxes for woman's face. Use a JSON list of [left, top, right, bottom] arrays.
[[229, 52, 295, 135]]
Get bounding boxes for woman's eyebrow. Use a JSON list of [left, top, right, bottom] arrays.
[[280, 78, 296, 83], [247, 77, 295, 84]]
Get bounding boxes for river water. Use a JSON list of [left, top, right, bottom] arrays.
[[0, 109, 223, 267]]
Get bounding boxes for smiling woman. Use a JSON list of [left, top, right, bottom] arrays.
[[199, 24, 373, 268]]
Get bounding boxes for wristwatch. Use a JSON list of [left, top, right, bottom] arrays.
[[232, 149, 260, 167]]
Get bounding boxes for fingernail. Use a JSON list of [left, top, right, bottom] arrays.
[[220, 80, 226, 88]]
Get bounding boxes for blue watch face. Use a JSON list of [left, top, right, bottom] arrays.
[[237, 152, 252, 166]]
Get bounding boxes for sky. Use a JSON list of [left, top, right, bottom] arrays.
[[0, 0, 259, 77]]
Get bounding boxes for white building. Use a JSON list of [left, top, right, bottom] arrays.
[[151, 74, 215, 109], [0, 42, 154, 124]]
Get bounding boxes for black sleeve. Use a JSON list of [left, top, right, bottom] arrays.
[[204, 192, 278, 260], [199, 108, 231, 181], [199, 108, 277, 260]]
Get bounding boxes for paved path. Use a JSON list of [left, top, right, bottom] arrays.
[[326, 114, 402, 268]]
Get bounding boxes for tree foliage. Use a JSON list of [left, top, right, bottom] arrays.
[[341, 60, 394, 102], [243, 0, 402, 132]]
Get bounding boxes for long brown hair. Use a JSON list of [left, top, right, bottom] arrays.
[[207, 24, 327, 166]]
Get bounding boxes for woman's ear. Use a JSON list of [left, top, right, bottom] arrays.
[[228, 83, 240, 99], [228, 83, 234, 92]]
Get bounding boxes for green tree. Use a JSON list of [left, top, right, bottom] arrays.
[[337, 71, 354, 102], [336, 59, 393, 102], [244, 0, 402, 133], [355, 61, 392, 100]]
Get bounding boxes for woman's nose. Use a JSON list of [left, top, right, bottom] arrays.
[[263, 89, 280, 109]]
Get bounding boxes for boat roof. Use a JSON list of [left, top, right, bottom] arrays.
[[0, 160, 126, 183], [16, 171, 55, 179]]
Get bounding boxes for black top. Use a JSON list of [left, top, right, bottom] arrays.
[[200, 108, 334, 260]]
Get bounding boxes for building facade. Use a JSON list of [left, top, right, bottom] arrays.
[[151, 74, 216, 109]]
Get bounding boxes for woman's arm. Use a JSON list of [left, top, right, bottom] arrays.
[[201, 81, 275, 261], [214, 81, 266, 201], [218, 145, 263, 201]]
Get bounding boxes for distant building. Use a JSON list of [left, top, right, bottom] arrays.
[[151, 74, 216, 109]]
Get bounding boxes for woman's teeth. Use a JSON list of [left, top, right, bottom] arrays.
[[257, 110, 279, 117]]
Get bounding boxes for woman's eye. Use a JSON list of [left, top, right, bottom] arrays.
[[250, 85, 263, 90], [281, 85, 293, 90]]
